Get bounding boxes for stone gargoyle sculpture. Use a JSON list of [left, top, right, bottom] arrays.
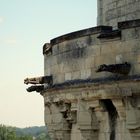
[[24, 76, 52, 85], [43, 43, 52, 55], [26, 85, 44, 92], [96, 62, 131, 75], [24, 75, 52, 92]]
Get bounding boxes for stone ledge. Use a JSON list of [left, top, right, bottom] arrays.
[[97, 30, 121, 39], [118, 19, 140, 29], [50, 26, 112, 45], [42, 75, 140, 92]]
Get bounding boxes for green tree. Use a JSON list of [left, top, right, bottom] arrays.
[[0, 124, 17, 140]]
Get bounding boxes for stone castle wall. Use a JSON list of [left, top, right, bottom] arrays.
[[24, 1, 140, 140], [97, 0, 140, 28], [44, 22, 140, 84], [42, 20, 140, 140]]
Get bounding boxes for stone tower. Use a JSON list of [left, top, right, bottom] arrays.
[[24, 1, 140, 140], [97, 0, 140, 28]]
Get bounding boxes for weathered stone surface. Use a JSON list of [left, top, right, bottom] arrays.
[[97, 0, 140, 28], [24, 0, 140, 140]]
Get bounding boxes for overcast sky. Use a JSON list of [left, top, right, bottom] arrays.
[[0, 0, 97, 128]]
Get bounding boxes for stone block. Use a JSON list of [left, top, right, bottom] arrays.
[[53, 73, 65, 84], [122, 28, 140, 41], [117, 52, 137, 65], [52, 113, 63, 124], [63, 63, 72, 73], [65, 72, 72, 81], [94, 54, 116, 68], [51, 65, 59, 74], [133, 63, 140, 75], [57, 41, 68, 53], [58, 63, 65, 73], [44, 114, 52, 125], [116, 54, 123, 64], [57, 53, 64, 64], [44, 67, 51, 76], [67, 59, 85, 72], [100, 41, 124, 55], [78, 111, 92, 125], [44, 55, 53, 67], [90, 34, 101, 45], [116, 0, 125, 7], [75, 36, 91, 48], [52, 44, 59, 55], [71, 71, 81, 80], [80, 69, 91, 79], [98, 0, 140, 27], [86, 45, 101, 57], [57, 73, 65, 83], [51, 55, 57, 66], [126, 109, 140, 129], [65, 93, 76, 100]]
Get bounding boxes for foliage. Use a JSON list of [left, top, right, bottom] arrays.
[[0, 124, 50, 140], [0, 124, 17, 140], [15, 126, 47, 137]]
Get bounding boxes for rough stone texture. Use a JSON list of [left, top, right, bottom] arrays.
[[28, 1, 140, 140], [97, 0, 140, 28], [44, 23, 140, 85], [42, 19, 140, 140]]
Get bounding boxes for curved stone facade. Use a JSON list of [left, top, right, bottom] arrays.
[[42, 20, 140, 140], [44, 22, 140, 85], [97, 0, 140, 28], [24, 1, 140, 140]]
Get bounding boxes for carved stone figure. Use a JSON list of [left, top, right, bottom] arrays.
[[96, 62, 131, 75], [26, 85, 44, 92], [24, 75, 53, 85]]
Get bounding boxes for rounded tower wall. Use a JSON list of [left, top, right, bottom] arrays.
[[97, 0, 140, 28], [44, 22, 140, 85]]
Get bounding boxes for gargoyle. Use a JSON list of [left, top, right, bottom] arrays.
[[24, 75, 53, 85], [43, 43, 52, 55], [96, 62, 131, 75], [24, 75, 53, 92], [26, 85, 44, 92]]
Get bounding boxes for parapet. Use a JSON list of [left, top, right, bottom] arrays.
[[43, 19, 140, 87]]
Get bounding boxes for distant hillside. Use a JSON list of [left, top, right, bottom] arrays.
[[0, 125, 50, 140], [15, 126, 50, 140], [15, 126, 47, 137]]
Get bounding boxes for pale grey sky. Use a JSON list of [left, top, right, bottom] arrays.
[[0, 0, 97, 127]]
